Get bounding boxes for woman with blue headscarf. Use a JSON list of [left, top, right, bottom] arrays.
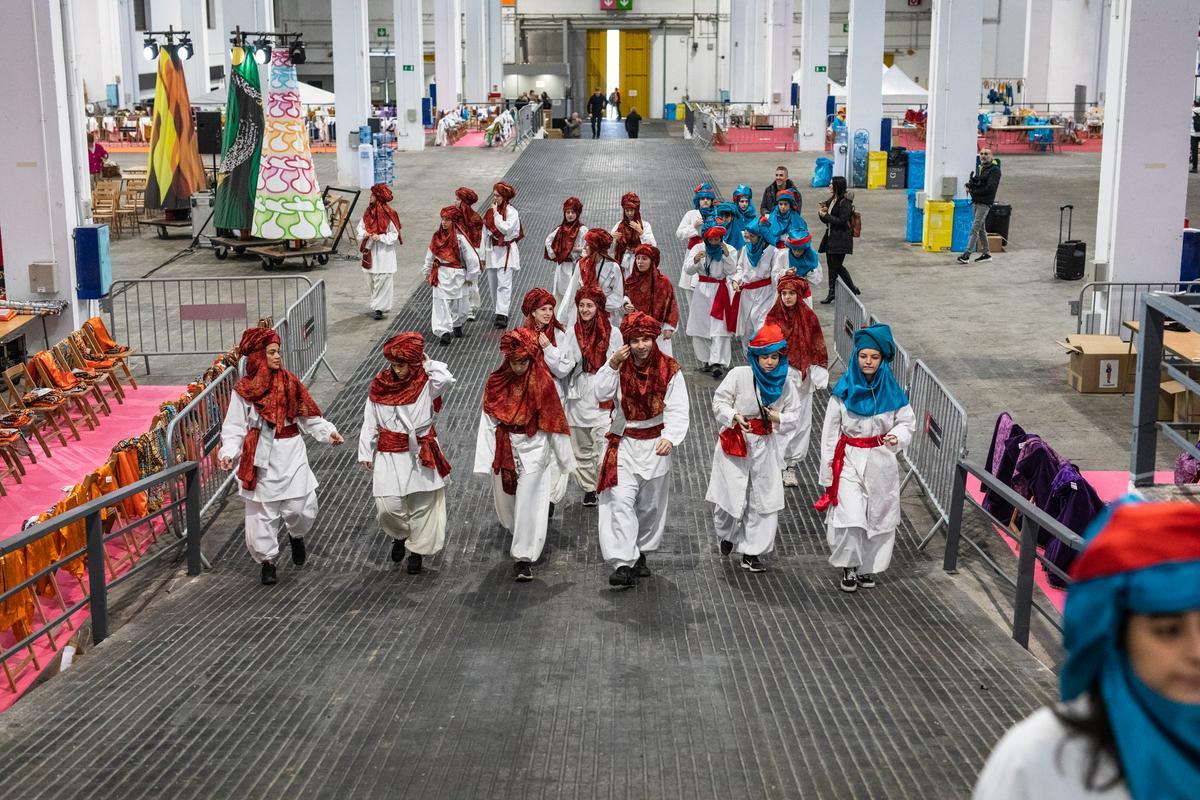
[[974, 501, 1200, 800], [780, 224, 823, 305], [677, 183, 718, 299], [715, 201, 742, 250], [705, 323, 799, 573], [816, 324, 915, 593], [684, 223, 738, 378], [730, 215, 784, 340], [764, 188, 805, 247]]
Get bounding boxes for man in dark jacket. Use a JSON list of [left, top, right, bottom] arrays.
[[760, 166, 801, 216], [957, 148, 1001, 264], [587, 89, 606, 139], [624, 108, 642, 139]]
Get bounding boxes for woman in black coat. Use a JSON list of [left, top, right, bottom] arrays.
[[817, 176, 859, 304]]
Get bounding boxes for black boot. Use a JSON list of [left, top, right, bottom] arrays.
[[819, 290, 836, 305], [407, 553, 423, 575], [608, 565, 635, 588], [633, 553, 651, 578], [261, 561, 277, 585], [391, 538, 406, 563], [289, 536, 307, 566]]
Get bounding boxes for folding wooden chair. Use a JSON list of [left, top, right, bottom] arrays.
[[79, 322, 138, 390], [27, 354, 101, 430], [58, 337, 124, 404], [69, 329, 135, 397], [91, 183, 122, 238], [0, 442, 24, 496], [3, 363, 79, 442], [0, 395, 51, 460]]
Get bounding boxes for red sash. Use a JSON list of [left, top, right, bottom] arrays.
[[491, 423, 527, 495], [728, 276, 773, 330], [813, 434, 887, 512], [697, 274, 737, 332], [377, 426, 451, 477], [718, 417, 771, 458], [687, 235, 702, 249], [596, 424, 665, 493], [428, 258, 464, 288], [237, 423, 300, 491]]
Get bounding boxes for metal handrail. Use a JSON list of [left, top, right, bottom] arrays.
[[1071, 281, 1200, 339], [944, 459, 1084, 648]]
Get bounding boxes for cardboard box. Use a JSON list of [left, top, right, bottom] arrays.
[[1159, 380, 1200, 423], [1056, 335, 1137, 394], [545, 128, 563, 139], [986, 233, 1005, 253]]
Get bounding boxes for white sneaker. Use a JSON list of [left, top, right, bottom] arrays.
[[782, 466, 800, 487]]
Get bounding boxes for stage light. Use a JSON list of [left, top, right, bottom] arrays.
[[176, 36, 193, 61], [254, 38, 272, 64], [143, 37, 159, 60], [288, 38, 306, 65]]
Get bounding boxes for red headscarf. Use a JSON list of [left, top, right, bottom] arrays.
[[427, 206, 464, 287], [483, 182, 523, 257], [765, 274, 828, 378], [613, 192, 643, 263], [546, 196, 584, 264], [616, 311, 680, 422], [369, 332, 428, 406], [573, 285, 611, 373], [521, 287, 564, 344], [624, 243, 679, 329], [580, 228, 615, 287], [455, 187, 483, 249], [360, 184, 402, 270], [233, 327, 321, 490], [492, 181, 516, 215]]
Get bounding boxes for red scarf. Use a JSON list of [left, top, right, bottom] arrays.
[[360, 188, 402, 270], [233, 346, 322, 491], [619, 349, 679, 421], [764, 280, 828, 378], [458, 202, 483, 249], [483, 207, 526, 249], [579, 253, 616, 288], [547, 219, 582, 263], [574, 313, 611, 373], [624, 265, 679, 328], [614, 212, 643, 263], [368, 365, 429, 406]]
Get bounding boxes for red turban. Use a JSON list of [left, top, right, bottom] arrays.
[[776, 273, 812, 300], [441, 205, 464, 225], [455, 187, 478, 205], [371, 333, 428, 406], [238, 326, 280, 356], [371, 184, 394, 204], [493, 182, 516, 215], [632, 243, 660, 268], [521, 287, 557, 317], [614, 192, 644, 262], [574, 284, 607, 309], [574, 285, 611, 373], [625, 244, 678, 330], [382, 332, 424, 365], [499, 327, 541, 362], [703, 225, 727, 241], [749, 323, 786, 349], [546, 197, 585, 264], [620, 310, 663, 342], [563, 196, 583, 215], [585, 228, 613, 254], [620, 192, 640, 210], [1071, 503, 1200, 582]]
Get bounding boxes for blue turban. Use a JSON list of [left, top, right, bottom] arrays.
[[742, 216, 771, 268], [747, 323, 789, 407], [693, 182, 717, 219], [784, 217, 819, 277], [831, 324, 909, 416]]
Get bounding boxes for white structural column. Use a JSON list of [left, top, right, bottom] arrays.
[[797, 0, 830, 151], [463, 0, 488, 102], [844, 0, 884, 150], [486, 0, 503, 95], [116, 0, 145, 107], [331, 0, 372, 186], [179, 0, 211, 95], [728, 0, 769, 103], [0, 0, 87, 337], [768, 0, 795, 116], [1022, 0, 1052, 106], [925, 0, 983, 200], [1093, 0, 1195, 283], [393, 0, 425, 152], [222, 0, 274, 35], [434, 0, 463, 111]]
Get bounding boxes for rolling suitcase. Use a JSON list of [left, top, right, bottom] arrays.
[[1054, 204, 1086, 281]]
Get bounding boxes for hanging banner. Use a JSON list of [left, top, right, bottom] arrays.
[[213, 46, 264, 232], [144, 48, 208, 212]]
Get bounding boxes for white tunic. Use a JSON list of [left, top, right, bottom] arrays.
[[556, 256, 625, 329], [972, 704, 1129, 800], [705, 366, 799, 519], [683, 243, 738, 340], [732, 246, 788, 340], [818, 397, 917, 536], [611, 220, 657, 274], [357, 359, 455, 498], [422, 233, 481, 301], [542, 224, 589, 297], [539, 330, 576, 395], [675, 210, 706, 291], [472, 415, 576, 481], [356, 220, 400, 274], [559, 324, 623, 429], [218, 393, 339, 503], [591, 362, 690, 482], [783, 364, 830, 463], [481, 207, 522, 272]]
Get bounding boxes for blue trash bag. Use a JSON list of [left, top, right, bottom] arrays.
[[977, 112, 992, 134], [811, 157, 833, 188]]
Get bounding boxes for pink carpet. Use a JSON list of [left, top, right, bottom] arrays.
[[452, 130, 485, 147], [965, 469, 1174, 613]]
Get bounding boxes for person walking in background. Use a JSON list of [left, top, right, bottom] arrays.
[[684, 225, 738, 379], [481, 182, 524, 328], [609, 87, 622, 120], [624, 108, 642, 139], [587, 88, 606, 138], [611, 191, 656, 276], [453, 187, 484, 321], [623, 244, 679, 357], [760, 165, 800, 216], [957, 147, 1001, 264], [817, 176, 859, 304], [422, 206, 481, 346], [543, 196, 588, 302], [86, 132, 109, 188], [357, 184, 402, 321]]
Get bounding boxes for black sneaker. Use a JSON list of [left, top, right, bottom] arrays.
[[261, 561, 277, 585], [719, 539, 734, 557], [514, 561, 533, 582], [710, 365, 725, 380], [373, 310, 384, 320], [582, 491, 598, 507], [699, 363, 714, 374], [608, 565, 635, 588], [858, 573, 877, 588], [956, 253, 971, 264], [547, 502, 555, 521], [975, 253, 992, 263], [493, 314, 507, 329], [289, 536, 307, 566], [741, 554, 767, 573], [633, 553, 651, 578], [406, 553, 423, 575], [390, 539, 406, 563], [453, 326, 464, 338], [840, 567, 859, 593], [439, 332, 452, 346]]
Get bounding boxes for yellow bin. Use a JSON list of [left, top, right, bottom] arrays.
[[923, 200, 954, 252], [867, 151, 887, 189]]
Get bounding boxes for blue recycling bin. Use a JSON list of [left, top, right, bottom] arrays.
[[1182, 229, 1200, 282], [663, 103, 676, 120], [951, 198, 974, 252], [906, 150, 926, 192], [880, 117, 892, 152], [905, 190, 923, 243]]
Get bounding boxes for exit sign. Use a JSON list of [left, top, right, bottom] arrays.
[[402, 64, 414, 72], [601, 0, 632, 9], [815, 65, 827, 73], [376, 27, 388, 37], [842, 23, 849, 32]]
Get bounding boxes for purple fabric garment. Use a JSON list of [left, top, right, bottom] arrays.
[[986, 412, 1015, 477], [982, 414, 1027, 521], [1042, 463, 1105, 587], [1175, 449, 1200, 485], [1012, 436, 1064, 548]]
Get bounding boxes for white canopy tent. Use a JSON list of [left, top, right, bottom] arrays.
[[190, 80, 337, 108], [793, 64, 928, 106]]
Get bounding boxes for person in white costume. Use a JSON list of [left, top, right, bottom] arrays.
[[675, 183, 717, 301], [973, 502, 1200, 800], [706, 323, 799, 573], [621, 244, 679, 357], [219, 327, 345, 585], [730, 216, 786, 340], [518, 287, 575, 519], [815, 324, 915, 593], [474, 328, 576, 582], [610, 192, 656, 275], [684, 224, 738, 378], [356, 183, 402, 320], [542, 196, 587, 302], [559, 285, 622, 507], [453, 187, 485, 322], [422, 205, 481, 346], [556, 228, 624, 328], [776, 229, 822, 309], [480, 181, 523, 328], [358, 332, 454, 575], [764, 274, 830, 488], [593, 311, 690, 588]]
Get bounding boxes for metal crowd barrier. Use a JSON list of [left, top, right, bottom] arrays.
[[165, 367, 238, 522], [1071, 280, 1200, 340], [901, 360, 970, 547], [830, 277, 868, 368], [511, 103, 543, 151], [104, 276, 314, 372], [0, 461, 202, 677], [276, 280, 337, 383], [944, 460, 1083, 648]]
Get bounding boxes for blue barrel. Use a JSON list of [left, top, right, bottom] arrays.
[[1182, 229, 1200, 282], [906, 150, 926, 192], [905, 190, 923, 243], [663, 103, 676, 120], [951, 198, 974, 252]]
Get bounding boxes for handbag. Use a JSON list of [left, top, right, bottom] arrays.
[[849, 208, 862, 238]]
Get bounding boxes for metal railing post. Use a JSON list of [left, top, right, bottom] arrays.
[[1012, 520, 1039, 649], [85, 510, 108, 645], [185, 467, 203, 576], [942, 462, 968, 574], [1130, 298, 1165, 485]]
